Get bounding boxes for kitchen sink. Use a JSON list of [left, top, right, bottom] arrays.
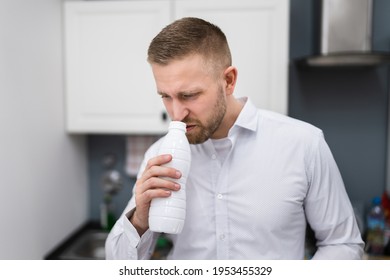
[[57, 229, 108, 260]]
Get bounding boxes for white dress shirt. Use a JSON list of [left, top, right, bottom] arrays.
[[105, 97, 364, 260]]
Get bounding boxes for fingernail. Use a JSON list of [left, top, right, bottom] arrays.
[[175, 184, 181, 190], [176, 171, 181, 178]]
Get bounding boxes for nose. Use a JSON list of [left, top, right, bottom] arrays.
[[171, 100, 189, 121]]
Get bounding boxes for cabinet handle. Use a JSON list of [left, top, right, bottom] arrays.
[[161, 111, 168, 122]]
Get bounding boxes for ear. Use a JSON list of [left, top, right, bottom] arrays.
[[223, 66, 238, 96]]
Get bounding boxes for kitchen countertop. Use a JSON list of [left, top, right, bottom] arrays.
[[44, 221, 105, 260]]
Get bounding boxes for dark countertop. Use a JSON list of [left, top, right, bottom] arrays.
[[44, 221, 105, 260]]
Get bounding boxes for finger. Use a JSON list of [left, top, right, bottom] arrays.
[[143, 165, 181, 183], [136, 176, 180, 199], [145, 154, 172, 171], [137, 154, 176, 185], [141, 187, 173, 202], [143, 176, 181, 192]]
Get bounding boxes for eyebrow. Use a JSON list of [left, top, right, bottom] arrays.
[[157, 89, 201, 97]]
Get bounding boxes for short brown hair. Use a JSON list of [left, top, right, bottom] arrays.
[[147, 17, 232, 72]]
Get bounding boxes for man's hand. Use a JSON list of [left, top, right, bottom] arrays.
[[130, 154, 181, 236]]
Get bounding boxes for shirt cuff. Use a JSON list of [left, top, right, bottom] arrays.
[[122, 208, 142, 249], [122, 208, 156, 252]]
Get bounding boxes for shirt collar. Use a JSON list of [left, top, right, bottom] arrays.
[[230, 97, 258, 133]]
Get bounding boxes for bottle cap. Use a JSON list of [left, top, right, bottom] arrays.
[[373, 196, 382, 205]]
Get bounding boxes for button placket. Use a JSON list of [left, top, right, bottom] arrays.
[[215, 163, 229, 258]]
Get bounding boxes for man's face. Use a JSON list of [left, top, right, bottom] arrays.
[[151, 54, 227, 144]]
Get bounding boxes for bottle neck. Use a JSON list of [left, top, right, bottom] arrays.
[[169, 121, 186, 133]]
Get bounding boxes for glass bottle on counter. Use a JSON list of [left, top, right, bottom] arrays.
[[365, 196, 385, 255], [382, 191, 390, 255]]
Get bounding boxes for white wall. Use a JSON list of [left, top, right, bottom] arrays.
[[0, 0, 88, 259]]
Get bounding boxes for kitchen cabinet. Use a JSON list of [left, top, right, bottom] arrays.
[[64, 0, 289, 134], [174, 0, 289, 116], [64, 1, 171, 134]]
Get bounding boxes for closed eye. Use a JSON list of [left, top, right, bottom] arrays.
[[180, 92, 199, 100], [159, 92, 171, 99]]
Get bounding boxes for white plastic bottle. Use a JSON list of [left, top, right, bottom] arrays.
[[148, 121, 191, 234]]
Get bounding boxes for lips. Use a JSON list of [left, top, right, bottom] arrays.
[[186, 124, 196, 132]]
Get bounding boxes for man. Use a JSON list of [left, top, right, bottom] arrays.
[[105, 17, 364, 259]]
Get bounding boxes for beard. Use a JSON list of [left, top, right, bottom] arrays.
[[183, 88, 227, 144]]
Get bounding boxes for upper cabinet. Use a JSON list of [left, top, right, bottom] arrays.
[[64, 0, 289, 134], [175, 0, 289, 116], [64, 1, 171, 134]]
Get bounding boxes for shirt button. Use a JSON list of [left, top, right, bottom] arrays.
[[211, 154, 217, 160], [219, 234, 225, 240], [217, 193, 223, 199]]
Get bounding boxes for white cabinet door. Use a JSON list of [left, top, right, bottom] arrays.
[[64, 0, 289, 134], [64, 1, 171, 134], [175, 0, 290, 115]]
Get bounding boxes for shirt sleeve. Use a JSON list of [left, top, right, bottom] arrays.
[[105, 203, 158, 259], [304, 132, 365, 259], [105, 142, 161, 260]]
